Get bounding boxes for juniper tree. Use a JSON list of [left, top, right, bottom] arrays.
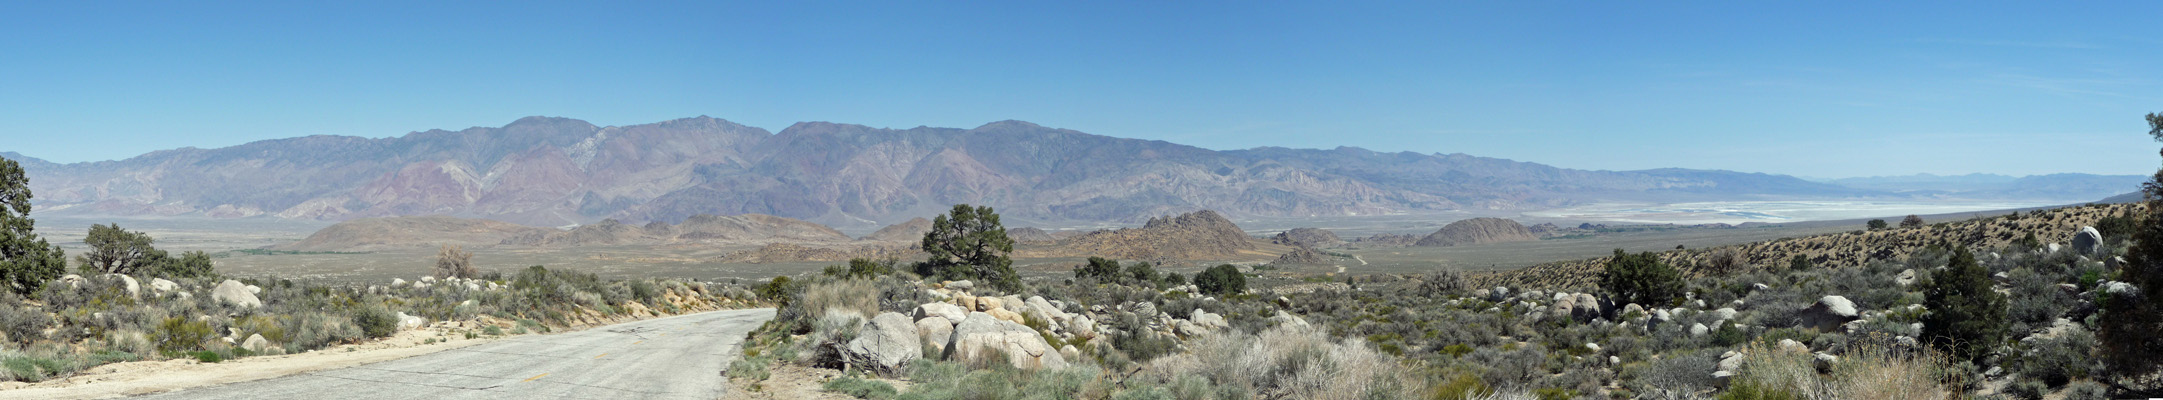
[[0, 158, 64, 296]]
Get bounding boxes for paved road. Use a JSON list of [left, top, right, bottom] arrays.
[[133, 308, 775, 400]]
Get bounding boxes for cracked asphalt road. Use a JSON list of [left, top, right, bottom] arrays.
[[132, 308, 774, 400]]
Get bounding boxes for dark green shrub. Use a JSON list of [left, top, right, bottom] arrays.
[[154, 317, 215, 354], [1921, 246, 2007, 364], [1788, 255, 1813, 272], [756, 276, 796, 305], [1125, 262, 1159, 286], [1600, 249, 1684, 307], [1076, 257, 1122, 282], [355, 307, 399, 339], [2018, 327, 2098, 387], [2005, 379, 2046, 400], [1194, 264, 1245, 296]]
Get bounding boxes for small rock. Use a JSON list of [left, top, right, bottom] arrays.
[[58, 274, 86, 289], [1585, 342, 1601, 352], [2103, 281, 2137, 295], [1690, 323, 1710, 336], [242, 334, 270, 353], [1711, 308, 1738, 321], [945, 280, 974, 290], [394, 312, 425, 330], [1487, 287, 1510, 302], [1751, 283, 1770, 291], [391, 278, 407, 287], [1896, 269, 1917, 287], [1778, 339, 1805, 352], [246, 285, 262, 294]]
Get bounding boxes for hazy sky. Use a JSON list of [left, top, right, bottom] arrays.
[[3, 2, 2158, 178]]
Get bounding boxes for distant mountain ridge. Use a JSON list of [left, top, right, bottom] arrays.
[[6, 116, 1904, 228]]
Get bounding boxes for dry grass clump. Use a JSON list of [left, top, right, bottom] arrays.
[[1727, 341, 1954, 400], [1136, 324, 1420, 400]]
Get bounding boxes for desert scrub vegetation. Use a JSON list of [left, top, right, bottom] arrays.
[[725, 203, 2162, 398]]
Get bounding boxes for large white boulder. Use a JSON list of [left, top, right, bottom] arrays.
[[948, 312, 1067, 370], [2073, 226, 2103, 255], [1798, 295, 1860, 332], [916, 302, 969, 324], [844, 312, 922, 375], [212, 280, 263, 309], [149, 278, 178, 293], [103, 274, 141, 298], [917, 317, 955, 352]]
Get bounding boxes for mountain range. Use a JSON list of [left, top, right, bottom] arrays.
[[1820, 173, 2146, 201], [0, 116, 2117, 229]]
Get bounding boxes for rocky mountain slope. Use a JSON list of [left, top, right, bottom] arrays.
[[6, 116, 1885, 228], [1270, 227, 1343, 248], [271, 216, 552, 252], [1414, 217, 1538, 247], [499, 213, 850, 247]]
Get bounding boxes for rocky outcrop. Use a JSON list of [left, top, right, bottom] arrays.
[[860, 218, 933, 242], [947, 312, 1067, 370], [1271, 245, 1334, 265], [1270, 228, 1342, 247], [1351, 233, 1422, 247], [844, 312, 922, 375], [1049, 210, 1259, 261], [1416, 218, 1537, 247], [212, 280, 262, 309]]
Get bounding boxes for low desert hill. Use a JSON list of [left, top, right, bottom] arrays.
[[272, 216, 551, 252], [1415, 217, 1537, 247], [859, 218, 933, 242], [1037, 210, 1266, 262], [1473, 203, 2142, 290]]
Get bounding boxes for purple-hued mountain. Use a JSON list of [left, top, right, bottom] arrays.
[[0, 116, 1876, 228]]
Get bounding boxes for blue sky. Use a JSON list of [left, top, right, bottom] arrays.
[[2, 2, 2158, 178]]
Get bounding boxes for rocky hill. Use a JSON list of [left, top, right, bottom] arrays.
[[9, 116, 1885, 228], [272, 216, 552, 252], [859, 217, 933, 242], [1474, 203, 2142, 290], [1414, 217, 1537, 247], [1047, 210, 1262, 261], [1270, 227, 1343, 248], [500, 213, 850, 247]]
